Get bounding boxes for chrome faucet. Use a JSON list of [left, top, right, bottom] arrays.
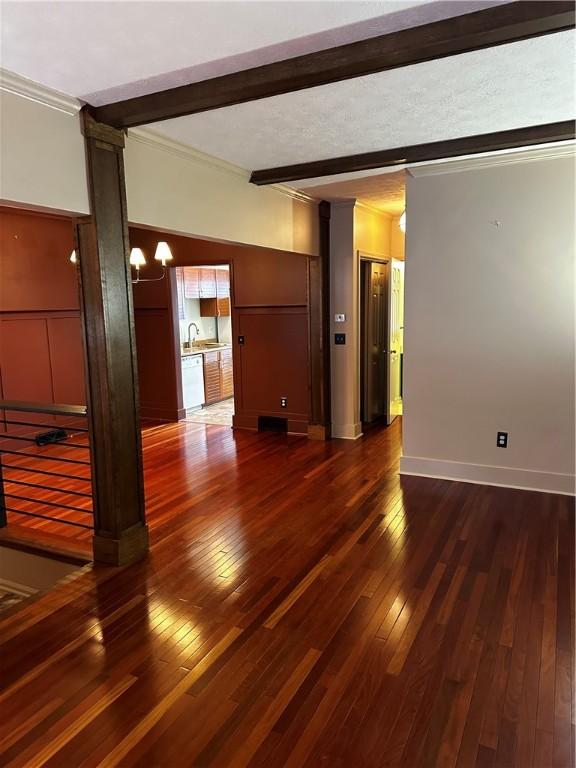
[[185, 322, 200, 349]]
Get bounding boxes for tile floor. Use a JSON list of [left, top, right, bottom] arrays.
[[185, 397, 234, 427]]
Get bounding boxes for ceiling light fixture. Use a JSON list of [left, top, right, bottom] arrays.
[[399, 211, 406, 233]]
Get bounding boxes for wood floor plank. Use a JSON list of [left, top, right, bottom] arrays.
[[0, 419, 572, 767]]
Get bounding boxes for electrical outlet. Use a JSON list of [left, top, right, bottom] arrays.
[[280, 397, 287, 408], [334, 333, 346, 345], [497, 431, 508, 448]]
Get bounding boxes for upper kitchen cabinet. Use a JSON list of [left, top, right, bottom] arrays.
[[183, 267, 200, 299], [200, 268, 217, 298], [216, 269, 230, 298], [183, 267, 222, 299]]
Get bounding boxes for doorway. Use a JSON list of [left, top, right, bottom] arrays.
[[359, 255, 404, 425], [174, 264, 235, 427]]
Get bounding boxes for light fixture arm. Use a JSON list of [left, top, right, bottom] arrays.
[[131, 265, 168, 284]]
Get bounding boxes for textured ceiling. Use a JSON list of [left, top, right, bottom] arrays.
[[151, 30, 575, 171], [303, 171, 406, 215], [1, 0, 447, 103]]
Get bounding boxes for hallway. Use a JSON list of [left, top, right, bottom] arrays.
[[0, 420, 573, 767]]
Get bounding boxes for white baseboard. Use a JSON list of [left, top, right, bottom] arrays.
[[332, 422, 363, 440], [400, 455, 575, 496]]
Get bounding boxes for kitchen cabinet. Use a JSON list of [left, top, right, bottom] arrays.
[[183, 267, 229, 301], [202, 348, 233, 404], [183, 268, 200, 299], [203, 351, 221, 405], [219, 348, 233, 399], [200, 268, 217, 298], [199, 297, 230, 317], [216, 269, 230, 299]]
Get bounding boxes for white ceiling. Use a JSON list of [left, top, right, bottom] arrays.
[[1, 0, 448, 103], [151, 30, 575, 171], [303, 170, 406, 215]]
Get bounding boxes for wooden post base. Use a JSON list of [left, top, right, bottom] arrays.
[[93, 524, 149, 566]]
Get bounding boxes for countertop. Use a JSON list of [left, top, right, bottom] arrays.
[[181, 344, 232, 357]]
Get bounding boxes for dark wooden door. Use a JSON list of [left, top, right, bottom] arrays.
[[361, 261, 388, 423]]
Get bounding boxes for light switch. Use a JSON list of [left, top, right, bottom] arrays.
[[334, 313, 346, 323]]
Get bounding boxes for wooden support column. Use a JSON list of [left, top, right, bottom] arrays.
[[308, 201, 331, 440], [76, 109, 148, 566]]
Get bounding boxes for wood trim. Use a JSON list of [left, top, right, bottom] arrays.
[[76, 109, 148, 566], [308, 201, 331, 439], [89, 2, 574, 128], [250, 121, 576, 185]]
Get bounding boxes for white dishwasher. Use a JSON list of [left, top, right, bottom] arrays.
[[182, 354, 205, 409]]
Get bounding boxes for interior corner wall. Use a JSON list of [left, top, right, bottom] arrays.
[[124, 133, 318, 255], [0, 90, 89, 214], [354, 205, 391, 257], [390, 215, 405, 260], [401, 155, 575, 494]]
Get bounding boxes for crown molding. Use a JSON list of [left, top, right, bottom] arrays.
[[355, 201, 394, 219], [408, 140, 576, 177], [127, 127, 248, 178], [0, 68, 81, 115], [270, 183, 317, 206], [128, 127, 318, 206]]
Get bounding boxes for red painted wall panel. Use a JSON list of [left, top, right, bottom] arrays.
[[0, 317, 55, 425], [134, 309, 182, 421], [47, 317, 86, 405], [0, 208, 78, 312], [236, 310, 309, 418], [0, 208, 86, 416]]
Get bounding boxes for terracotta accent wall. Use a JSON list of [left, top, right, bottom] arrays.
[[129, 226, 311, 433], [0, 208, 86, 420]]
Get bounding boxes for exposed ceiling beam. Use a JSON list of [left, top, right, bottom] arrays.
[[90, 2, 575, 129], [249, 122, 576, 185]]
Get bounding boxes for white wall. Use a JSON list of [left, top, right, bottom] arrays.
[[0, 89, 89, 214], [401, 152, 575, 494], [0, 81, 319, 255], [125, 129, 318, 254]]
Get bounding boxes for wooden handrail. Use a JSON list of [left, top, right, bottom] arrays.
[[0, 400, 87, 417]]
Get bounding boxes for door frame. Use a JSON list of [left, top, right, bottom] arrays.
[[170, 260, 235, 422]]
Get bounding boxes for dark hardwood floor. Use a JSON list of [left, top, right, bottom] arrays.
[[0, 419, 573, 767]]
